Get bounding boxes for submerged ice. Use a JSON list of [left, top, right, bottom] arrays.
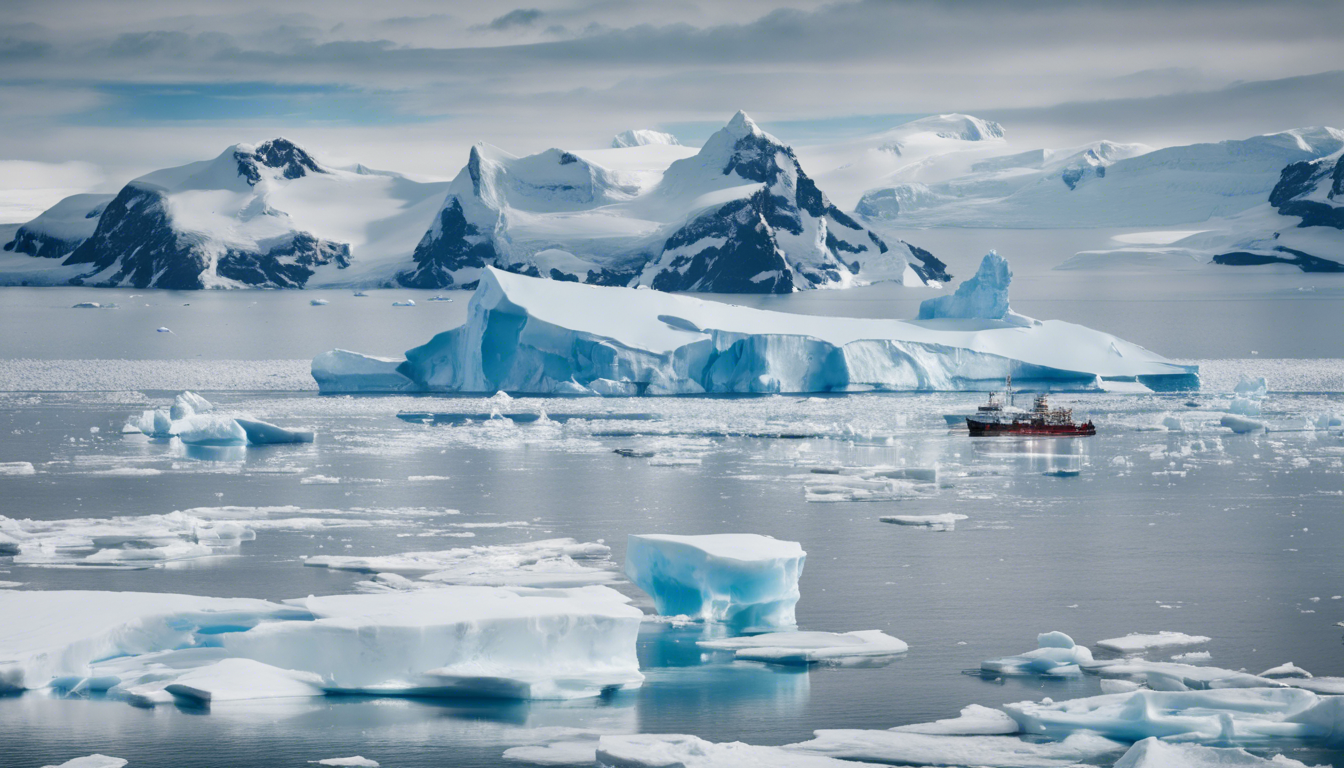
[[313, 257, 1198, 395]]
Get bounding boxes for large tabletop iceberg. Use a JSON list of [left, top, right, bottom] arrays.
[[624, 533, 805, 629], [1, 586, 643, 703], [312, 255, 1197, 395]]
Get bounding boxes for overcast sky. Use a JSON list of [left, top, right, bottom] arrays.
[[3, 0, 1344, 221]]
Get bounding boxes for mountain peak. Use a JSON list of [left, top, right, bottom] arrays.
[[726, 110, 759, 137], [234, 138, 324, 185]]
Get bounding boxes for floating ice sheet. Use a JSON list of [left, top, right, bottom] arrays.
[[697, 629, 907, 666], [1097, 631, 1211, 653], [880, 513, 967, 530], [597, 734, 884, 768], [1113, 737, 1321, 767], [789, 730, 1126, 767], [981, 631, 1094, 677], [41, 756, 128, 768]]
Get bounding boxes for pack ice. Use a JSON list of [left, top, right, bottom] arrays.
[[312, 254, 1198, 395], [0, 586, 643, 703], [624, 534, 805, 629]]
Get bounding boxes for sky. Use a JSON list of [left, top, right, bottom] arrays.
[[2, 0, 1344, 221]]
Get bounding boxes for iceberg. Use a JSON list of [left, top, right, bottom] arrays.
[[981, 631, 1094, 677], [313, 259, 1198, 395], [128, 392, 316, 446], [42, 757, 128, 768], [624, 533, 805, 629], [917, 250, 1031, 326], [1, 586, 643, 703], [697, 629, 906, 666]]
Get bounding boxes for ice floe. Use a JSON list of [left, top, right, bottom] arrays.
[[804, 465, 939, 503], [880, 513, 967, 530], [310, 759, 379, 768], [697, 630, 907, 666], [2, 585, 643, 703], [624, 534, 805, 629], [1113, 737, 1322, 767], [0, 461, 37, 476], [1005, 687, 1344, 744], [789, 730, 1126, 767], [597, 734, 881, 768], [41, 756, 128, 768], [126, 391, 315, 447], [1097, 631, 1212, 653], [981, 631, 1094, 677], [304, 538, 619, 589], [891, 704, 1021, 735]]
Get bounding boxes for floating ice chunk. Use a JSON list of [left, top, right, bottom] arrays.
[[1234, 375, 1269, 396], [917, 251, 1032, 327], [981, 631, 1094, 676], [880, 513, 966, 530], [41, 756, 128, 768], [0, 461, 36, 476], [301, 475, 341, 484], [310, 299, 329, 306], [132, 409, 174, 438], [1262, 663, 1313, 680], [1172, 651, 1213, 662], [166, 657, 326, 703], [392, 299, 415, 307], [1229, 396, 1263, 416], [1086, 658, 1281, 691], [789, 729, 1125, 767], [892, 704, 1021, 735], [596, 734, 879, 768], [1005, 687, 1337, 743], [310, 759, 379, 768], [88, 467, 162, 477], [171, 414, 248, 446], [170, 391, 214, 419], [235, 418, 315, 444], [305, 538, 619, 588], [225, 586, 643, 700], [310, 349, 414, 393], [1115, 737, 1321, 767], [0, 590, 295, 692], [156, 327, 172, 333], [83, 541, 214, 565], [624, 534, 805, 629], [697, 629, 907, 666], [1222, 414, 1267, 434], [1097, 631, 1211, 653], [1164, 415, 1186, 431]]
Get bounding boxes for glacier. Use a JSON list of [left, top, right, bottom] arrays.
[[0, 585, 643, 703], [623, 533, 805, 629], [312, 256, 1199, 395]]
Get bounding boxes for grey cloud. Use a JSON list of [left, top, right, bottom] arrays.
[[476, 8, 544, 31]]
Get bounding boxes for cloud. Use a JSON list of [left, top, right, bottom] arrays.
[[475, 8, 544, 32]]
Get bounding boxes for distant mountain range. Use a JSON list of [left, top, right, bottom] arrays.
[[4, 111, 1342, 289], [0, 114, 945, 292]]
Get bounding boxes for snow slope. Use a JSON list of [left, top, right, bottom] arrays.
[[611, 129, 682, 148], [311, 260, 1199, 395], [856, 127, 1344, 228], [400, 111, 947, 293], [1, 139, 450, 289]]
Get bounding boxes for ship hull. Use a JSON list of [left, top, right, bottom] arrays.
[[966, 419, 1096, 436]]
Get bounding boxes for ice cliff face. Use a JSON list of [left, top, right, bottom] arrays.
[[312, 263, 1199, 396]]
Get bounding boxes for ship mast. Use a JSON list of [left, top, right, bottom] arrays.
[[1006, 373, 1014, 408]]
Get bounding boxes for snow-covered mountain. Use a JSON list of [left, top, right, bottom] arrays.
[[1058, 150, 1344, 273], [854, 127, 1344, 228], [2, 139, 450, 289], [402, 111, 948, 293], [611, 129, 681, 148]]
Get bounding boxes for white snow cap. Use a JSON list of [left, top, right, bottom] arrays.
[[611, 129, 682, 148]]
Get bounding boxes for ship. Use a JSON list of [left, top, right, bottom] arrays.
[[966, 378, 1095, 436]]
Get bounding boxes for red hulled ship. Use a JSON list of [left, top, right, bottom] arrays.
[[966, 380, 1095, 437]]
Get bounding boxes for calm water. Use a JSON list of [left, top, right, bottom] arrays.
[[2, 250, 1344, 767], [2, 388, 1342, 767]]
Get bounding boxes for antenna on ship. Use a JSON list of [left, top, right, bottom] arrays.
[[1006, 373, 1014, 408]]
